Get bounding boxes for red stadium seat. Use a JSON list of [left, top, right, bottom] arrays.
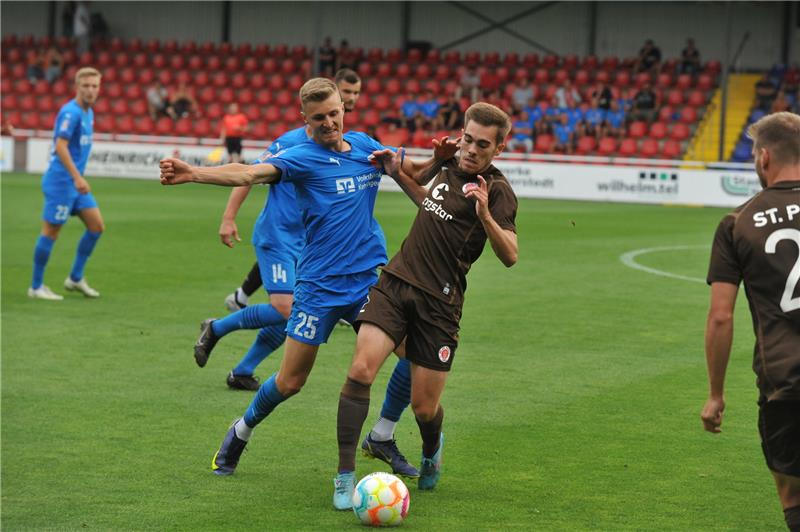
[[669, 123, 690, 141], [155, 116, 173, 135], [628, 121, 647, 138], [1, 93, 16, 112], [33, 79, 50, 96], [128, 37, 142, 52], [639, 138, 659, 157], [287, 74, 304, 92], [372, 93, 391, 112], [238, 88, 254, 105], [443, 50, 460, 65], [218, 42, 233, 55], [93, 99, 110, 114], [254, 44, 270, 58], [704, 60, 721, 74], [111, 99, 129, 115], [194, 118, 211, 138], [179, 40, 197, 56], [495, 66, 510, 84], [594, 70, 610, 84], [464, 51, 480, 66], [634, 72, 651, 88], [96, 51, 112, 67], [37, 94, 55, 112], [696, 73, 714, 91], [275, 90, 293, 107], [270, 122, 289, 138], [18, 95, 36, 112], [415, 64, 432, 80], [113, 115, 134, 134], [649, 121, 668, 139], [119, 67, 136, 84], [687, 89, 706, 107], [364, 78, 381, 94], [522, 53, 539, 68], [94, 114, 113, 132], [224, 56, 241, 72], [375, 63, 392, 77], [423, 79, 440, 95], [613, 71, 631, 87], [130, 99, 147, 116], [357, 62, 373, 78], [597, 136, 617, 156], [280, 59, 296, 75], [218, 87, 234, 105], [658, 105, 675, 122], [264, 105, 281, 122], [533, 68, 549, 84], [206, 55, 222, 71], [145, 39, 160, 53], [158, 70, 173, 86], [104, 82, 122, 99], [198, 41, 215, 55], [362, 109, 380, 127], [151, 53, 166, 69], [250, 73, 267, 89], [268, 75, 285, 91], [174, 117, 192, 136], [206, 102, 224, 120], [618, 138, 638, 157], [282, 106, 302, 125], [174, 69, 191, 85], [661, 139, 682, 158], [133, 116, 154, 135], [20, 112, 41, 130], [272, 43, 288, 58], [124, 84, 143, 100], [132, 52, 148, 69], [256, 89, 272, 106], [553, 69, 569, 84], [484, 51, 499, 66], [576, 135, 597, 154], [236, 43, 252, 57], [503, 52, 519, 67], [367, 47, 383, 62], [109, 37, 124, 52], [386, 48, 403, 63], [212, 72, 228, 88], [563, 54, 579, 70], [582, 55, 599, 70], [406, 79, 421, 94], [261, 57, 278, 74], [541, 54, 559, 69], [573, 69, 590, 86], [534, 134, 554, 152], [251, 122, 269, 139], [395, 63, 411, 78], [434, 64, 450, 81], [114, 53, 130, 68], [198, 86, 216, 105], [666, 89, 684, 106], [243, 104, 260, 121], [231, 72, 247, 89], [384, 79, 402, 96], [601, 56, 619, 71], [187, 55, 203, 70]]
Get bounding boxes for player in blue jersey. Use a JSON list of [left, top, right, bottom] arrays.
[[160, 79, 457, 495], [29, 67, 104, 300]]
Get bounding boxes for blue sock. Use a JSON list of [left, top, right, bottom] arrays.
[[69, 230, 101, 282], [232, 324, 286, 376], [212, 303, 285, 338], [243, 373, 286, 427], [32, 235, 56, 289], [380, 358, 412, 422]]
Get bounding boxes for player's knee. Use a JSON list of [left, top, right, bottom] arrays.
[[411, 400, 438, 422], [347, 357, 377, 385], [276, 373, 307, 397], [273, 300, 292, 319]]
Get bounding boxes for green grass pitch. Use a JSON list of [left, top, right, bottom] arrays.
[[1, 172, 784, 530]]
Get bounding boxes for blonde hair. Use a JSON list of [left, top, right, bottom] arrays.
[[299, 77, 339, 108], [464, 102, 512, 145], [747, 111, 800, 166], [75, 66, 102, 84]]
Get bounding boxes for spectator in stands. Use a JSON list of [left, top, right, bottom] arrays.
[[562, 102, 584, 136], [555, 79, 581, 109], [456, 65, 480, 103], [755, 73, 778, 111], [146, 81, 176, 120], [507, 111, 533, 152], [220, 103, 249, 163], [399, 92, 420, 131], [336, 39, 357, 71], [602, 100, 626, 138], [783, 64, 799, 98], [318, 36, 336, 77], [485, 89, 509, 114], [582, 100, 605, 139], [44, 46, 64, 83], [770, 89, 791, 114], [171, 82, 198, 118], [73, 1, 91, 54], [635, 39, 662, 74], [437, 93, 463, 130], [551, 114, 575, 154], [511, 74, 536, 113], [679, 38, 701, 76], [523, 98, 546, 136], [631, 82, 660, 123], [479, 68, 501, 99], [419, 90, 441, 129], [545, 96, 563, 132], [593, 82, 613, 111], [411, 120, 436, 148], [26, 49, 45, 82]]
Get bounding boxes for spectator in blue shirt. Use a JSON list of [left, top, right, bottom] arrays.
[[551, 114, 575, 154], [582, 101, 606, 139], [603, 100, 626, 138], [523, 98, 546, 136], [419, 90, 441, 128], [400, 92, 420, 131], [507, 111, 533, 152]]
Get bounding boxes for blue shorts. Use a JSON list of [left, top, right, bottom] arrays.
[[287, 270, 378, 345], [255, 246, 297, 295], [42, 187, 98, 225]]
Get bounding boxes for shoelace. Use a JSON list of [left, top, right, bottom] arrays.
[[384, 440, 409, 464], [335, 477, 352, 494]]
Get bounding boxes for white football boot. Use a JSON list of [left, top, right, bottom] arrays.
[[27, 285, 64, 301], [64, 277, 100, 298]]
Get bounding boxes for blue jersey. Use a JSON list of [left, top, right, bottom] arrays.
[[269, 131, 388, 281], [251, 127, 308, 255], [42, 99, 93, 190]]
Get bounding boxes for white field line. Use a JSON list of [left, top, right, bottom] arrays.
[[619, 245, 707, 284]]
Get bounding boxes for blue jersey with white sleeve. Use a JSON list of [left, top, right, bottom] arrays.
[[251, 126, 308, 256], [42, 99, 93, 190], [268, 131, 388, 281]]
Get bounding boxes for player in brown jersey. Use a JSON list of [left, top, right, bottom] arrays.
[[702, 112, 800, 531], [334, 102, 518, 499]]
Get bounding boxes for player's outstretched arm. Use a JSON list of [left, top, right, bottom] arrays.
[[371, 148, 427, 205], [401, 135, 461, 186], [159, 159, 280, 186], [219, 185, 252, 248], [466, 175, 518, 267], [701, 281, 738, 433]]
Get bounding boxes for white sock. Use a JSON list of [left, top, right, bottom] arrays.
[[370, 417, 397, 442], [234, 418, 253, 441], [235, 287, 249, 306]]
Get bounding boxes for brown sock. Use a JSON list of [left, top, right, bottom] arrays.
[[336, 377, 371, 473], [415, 405, 444, 458]]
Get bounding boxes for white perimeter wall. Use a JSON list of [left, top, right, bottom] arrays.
[[1, 1, 792, 70]]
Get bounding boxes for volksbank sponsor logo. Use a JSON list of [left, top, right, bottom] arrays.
[[720, 174, 761, 197], [597, 170, 678, 195]]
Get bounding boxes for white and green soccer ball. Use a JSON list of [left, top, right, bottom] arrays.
[[352, 472, 410, 527]]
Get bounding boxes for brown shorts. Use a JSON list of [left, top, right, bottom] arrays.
[[356, 272, 460, 372], [758, 400, 800, 477]]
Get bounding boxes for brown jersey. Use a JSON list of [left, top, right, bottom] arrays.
[[382, 158, 517, 307], [707, 180, 800, 401]]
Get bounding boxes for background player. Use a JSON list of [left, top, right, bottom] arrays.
[[335, 103, 518, 504], [223, 69, 363, 311], [29, 66, 104, 300], [701, 111, 800, 532], [160, 79, 457, 489], [220, 103, 249, 164]]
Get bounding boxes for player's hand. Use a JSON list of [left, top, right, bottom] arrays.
[[465, 174, 490, 221], [159, 158, 195, 185], [370, 148, 404, 178], [700, 396, 725, 433], [219, 218, 241, 248], [74, 176, 91, 194], [432, 135, 460, 161]]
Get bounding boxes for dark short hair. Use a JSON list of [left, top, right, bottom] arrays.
[[464, 102, 511, 145], [334, 68, 360, 85], [748, 111, 800, 166]]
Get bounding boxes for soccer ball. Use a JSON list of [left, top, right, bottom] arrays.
[[352, 472, 410, 527]]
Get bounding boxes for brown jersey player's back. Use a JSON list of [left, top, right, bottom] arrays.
[[707, 180, 800, 401]]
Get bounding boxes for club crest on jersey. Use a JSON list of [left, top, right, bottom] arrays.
[[462, 182, 479, 194], [431, 183, 449, 200], [438, 346, 451, 363]]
